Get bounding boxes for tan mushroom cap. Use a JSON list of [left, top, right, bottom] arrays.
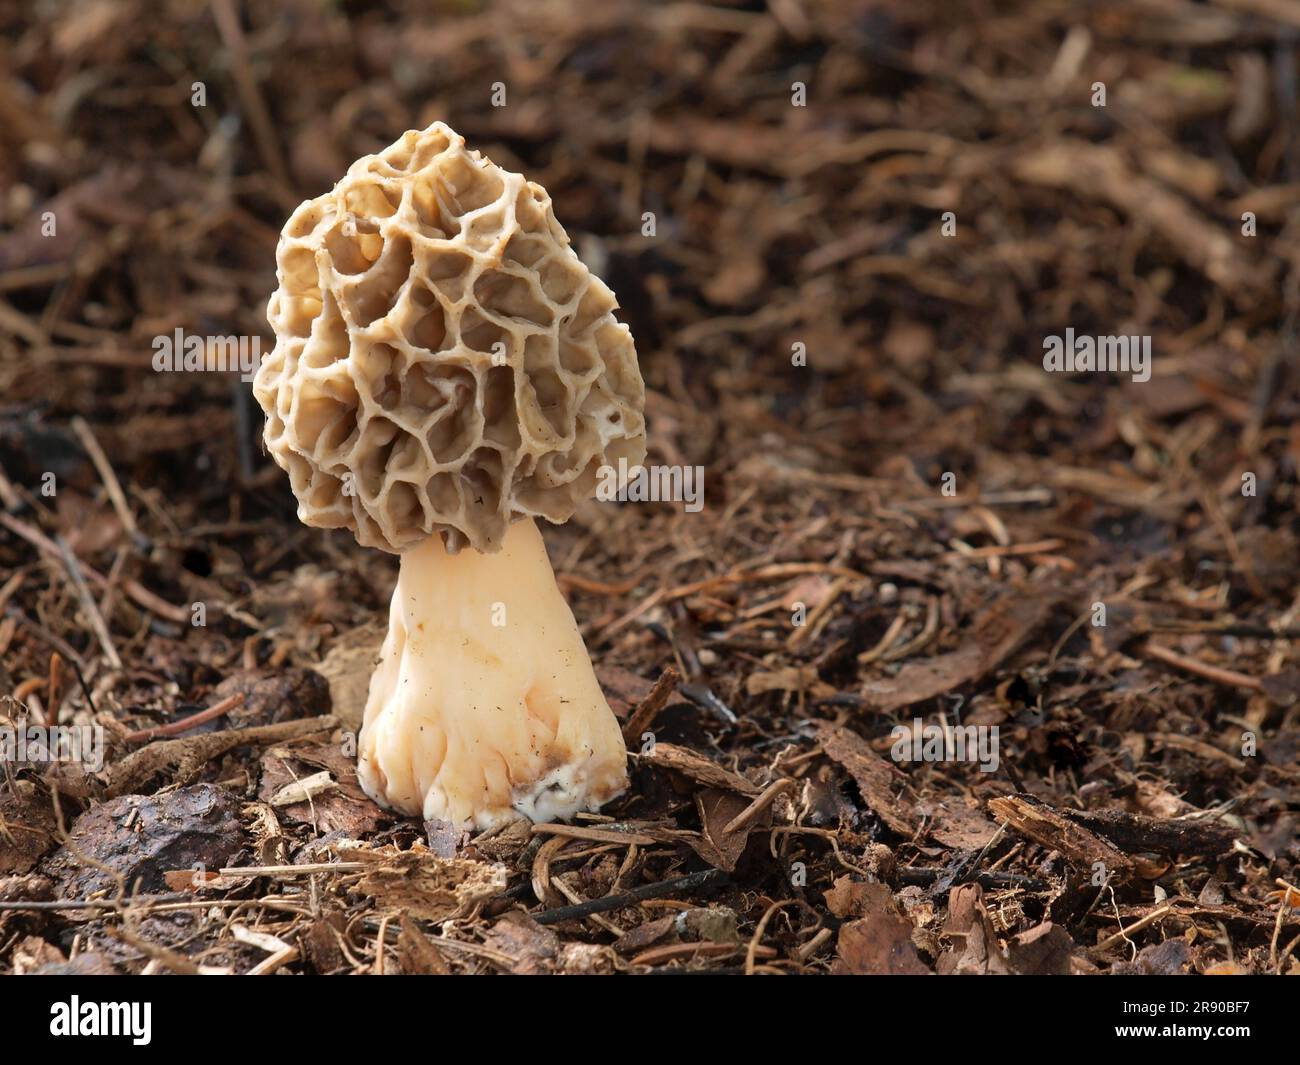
[[253, 122, 646, 554]]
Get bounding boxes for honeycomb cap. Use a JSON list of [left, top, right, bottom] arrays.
[[253, 122, 647, 554]]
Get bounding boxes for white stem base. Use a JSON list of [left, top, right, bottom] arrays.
[[356, 518, 628, 830]]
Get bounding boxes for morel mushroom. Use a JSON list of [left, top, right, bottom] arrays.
[[252, 122, 646, 829]]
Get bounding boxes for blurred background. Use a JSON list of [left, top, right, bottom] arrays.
[[4, 0, 1299, 652], [3, 1, 1295, 514]]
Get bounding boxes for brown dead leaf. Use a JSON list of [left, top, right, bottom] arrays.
[[825, 876, 894, 919], [688, 788, 757, 871], [815, 722, 919, 836], [826, 876, 929, 974], [161, 868, 223, 892], [57, 492, 124, 556], [834, 916, 930, 975], [396, 916, 451, 974], [938, 883, 1012, 975], [614, 914, 680, 956], [641, 742, 760, 795], [1130, 779, 1194, 819], [259, 743, 386, 836], [1004, 922, 1076, 975], [300, 912, 347, 974], [267, 770, 335, 806], [862, 591, 1056, 712], [482, 911, 560, 974], [925, 797, 1000, 850], [746, 665, 835, 698], [613, 907, 739, 957]]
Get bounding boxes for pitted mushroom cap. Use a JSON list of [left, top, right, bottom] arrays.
[[253, 122, 646, 554]]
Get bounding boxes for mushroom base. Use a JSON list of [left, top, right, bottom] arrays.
[[356, 518, 629, 830]]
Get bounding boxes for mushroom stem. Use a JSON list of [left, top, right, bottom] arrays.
[[356, 517, 629, 829]]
